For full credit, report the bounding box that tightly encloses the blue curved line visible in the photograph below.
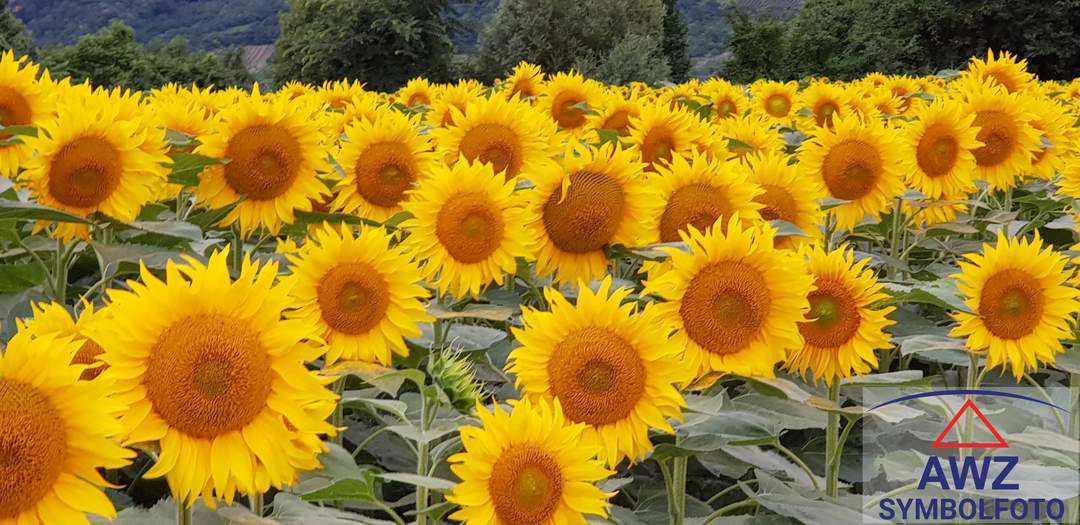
[869,389,1071,413]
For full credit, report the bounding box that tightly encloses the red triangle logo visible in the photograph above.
[932,399,1008,449]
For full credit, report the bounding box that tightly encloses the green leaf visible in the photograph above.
[386,421,461,445]
[271,494,391,525]
[731,393,827,430]
[1053,351,1080,374]
[187,199,242,229]
[90,242,186,277]
[168,153,224,186]
[0,199,91,224]
[427,302,514,321]
[881,283,970,312]
[727,137,755,151]
[322,361,426,395]
[769,219,808,238]
[340,393,409,421]
[128,220,204,242]
[300,478,376,503]
[595,128,621,146]
[839,370,926,387]
[0,263,46,293]
[375,472,456,492]
[165,128,195,148]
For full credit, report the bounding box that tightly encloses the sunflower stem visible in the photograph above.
[331,378,345,446]
[1067,372,1080,525]
[415,392,432,525]
[249,492,264,517]
[667,433,688,525]
[962,352,981,464]
[887,197,904,280]
[176,502,191,525]
[825,380,840,498]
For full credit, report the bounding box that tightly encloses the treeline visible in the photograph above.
[723,0,1080,82]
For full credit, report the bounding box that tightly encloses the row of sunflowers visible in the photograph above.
[0,48,1079,524]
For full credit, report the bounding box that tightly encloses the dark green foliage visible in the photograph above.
[476,0,670,84]
[661,0,691,83]
[10,0,284,49]
[271,0,455,92]
[1,0,33,55]
[41,21,252,90]
[724,0,1080,81]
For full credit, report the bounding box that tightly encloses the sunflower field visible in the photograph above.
[1,48,1079,525]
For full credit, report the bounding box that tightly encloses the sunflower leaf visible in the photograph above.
[168,153,225,186]
[0,199,92,224]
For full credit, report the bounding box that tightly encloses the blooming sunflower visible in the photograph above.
[507,277,686,467]
[524,143,656,284]
[16,301,111,381]
[94,249,338,506]
[899,99,981,200]
[950,232,1080,380]
[426,79,485,128]
[644,216,813,378]
[501,61,545,101]
[746,151,823,249]
[195,88,330,234]
[702,79,747,121]
[967,49,1035,94]
[798,81,855,129]
[399,77,434,107]
[586,90,643,138]
[799,114,904,230]
[446,398,613,525]
[717,114,785,163]
[647,151,762,243]
[1060,154,1080,200]
[319,79,367,110]
[0,52,54,179]
[958,78,1042,190]
[284,224,431,366]
[538,71,603,136]
[434,94,555,181]
[749,80,798,124]
[625,103,706,169]
[401,159,530,299]
[785,245,895,385]
[22,88,169,241]
[0,330,133,525]
[1025,95,1075,181]
[332,109,434,221]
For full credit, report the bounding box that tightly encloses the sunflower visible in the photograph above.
[285,224,431,366]
[746,151,823,249]
[951,232,1080,380]
[279,80,315,100]
[332,109,434,221]
[507,277,686,466]
[195,88,330,234]
[319,79,367,110]
[501,61,545,101]
[647,151,762,244]
[401,159,530,299]
[717,114,785,163]
[750,80,798,123]
[785,245,895,384]
[0,329,133,525]
[798,114,904,230]
[538,71,603,136]
[586,90,643,138]
[524,143,656,284]
[899,99,981,200]
[702,79,747,121]
[901,200,970,228]
[94,249,338,506]
[426,79,485,128]
[644,216,813,378]
[958,78,1042,190]
[16,301,111,381]
[22,88,169,241]
[434,94,555,181]
[883,75,923,115]
[322,92,384,142]
[398,77,434,108]
[1060,154,1080,200]
[967,49,1035,94]
[446,398,613,525]
[625,103,706,169]
[1025,95,1075,181]
[798,81,855,129]
[0,52,54,179]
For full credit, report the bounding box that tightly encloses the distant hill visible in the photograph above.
[11,0,802,75]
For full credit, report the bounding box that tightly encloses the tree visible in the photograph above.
[660,0,690,83]
[722,9,789,83]
[0,0,33,56]
[476,0,670,84]
[272,0,456,91]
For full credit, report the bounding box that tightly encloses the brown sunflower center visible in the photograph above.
[602,109,633,136]
[435,191,505,263]
[916,125,959,177]
[971,110,1018,168]
[458,123,522,179]
[224,124,303,200]
[680,262,771,355]
[756,184,799,223]
[489,445,563,525]
[659,183,730,242]
[511,81,535,99]
[144,314,272,438]
[799,280,860,348]
[0,86,32,141]
[317,262,391,336]
[407,93,431,107]
[552,91,587,129]
[988,70,1020,93]
[47,135,123,209]
[716,99,737,119]
[73,338,108,381]
[0,379,67,519]
[542,170,625,253]
[765,94,791,117]
[642,127,676,165]
[354,142,417,208]
[547,327,646,425]
[978,269,1045,340]
[821,139,882,200]
[814,101,839,127]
